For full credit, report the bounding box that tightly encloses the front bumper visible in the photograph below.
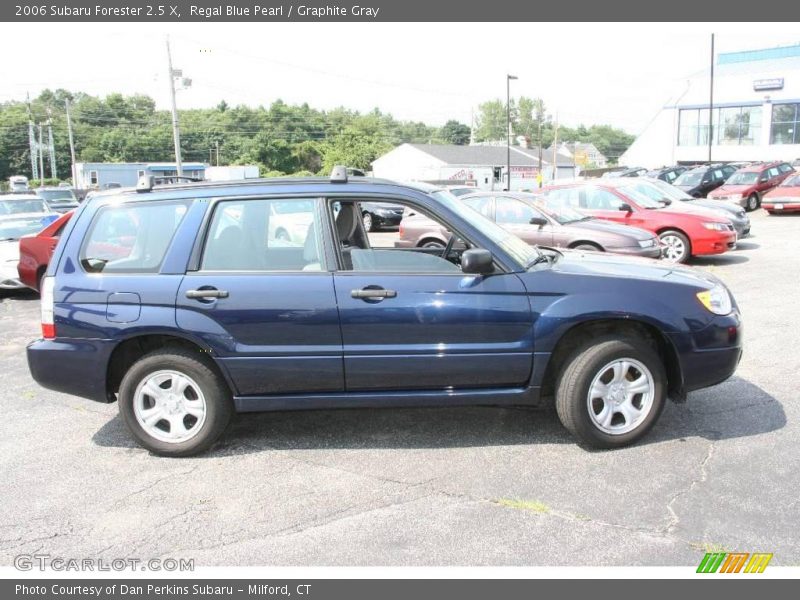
[608,245,663,259]
[692,230,738,256]
[671,311,743,393]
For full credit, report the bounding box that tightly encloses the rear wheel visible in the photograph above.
[419,239,445,249]
[555,336,667,449]
[572,243,603,252]
[118,349,233,457]
[658,230,691,263]
[746,193,759,212]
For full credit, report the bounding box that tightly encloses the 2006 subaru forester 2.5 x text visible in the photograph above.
[26,168,743,456]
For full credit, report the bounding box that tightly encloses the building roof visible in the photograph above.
[405,143,573,167]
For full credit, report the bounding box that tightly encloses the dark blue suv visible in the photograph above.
[27,169,743,456]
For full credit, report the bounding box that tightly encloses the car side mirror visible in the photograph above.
[618,203,633,213]
[461,249,494,275]
[529,216,548,227]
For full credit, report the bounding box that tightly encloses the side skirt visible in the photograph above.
[234,386,542,413]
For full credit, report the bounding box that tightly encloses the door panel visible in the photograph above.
[334,272,533,391]
[177,273,343,395]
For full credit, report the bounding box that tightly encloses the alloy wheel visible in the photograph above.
[133,370,207,444]
[586,358,655,435]
[660,234,687,263]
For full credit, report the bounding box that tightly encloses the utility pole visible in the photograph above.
[166,36,183,177]
[65,99,78,188]
[47,108,57,180]
[506,74,518,191]
[708,33,715,163]
[215,140,220,166]
[38,123,45,185]
[537,113,543,188]
[26,94,38,181]
[552,114,559,183]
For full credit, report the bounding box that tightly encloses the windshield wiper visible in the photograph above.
[526,252,553,268]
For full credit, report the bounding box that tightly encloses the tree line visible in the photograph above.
[0,90,633,183]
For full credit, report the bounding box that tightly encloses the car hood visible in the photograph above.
[711,185,751,195]
[688,199,745,216]
[542,248,721,290]
[658,202,731,221]
[567,218,653,241]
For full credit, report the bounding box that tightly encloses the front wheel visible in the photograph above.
[658,230,691,263]
[362,212,375,232]
[555,336,667,449]
[118,349,233,457]
[746,193,759,212]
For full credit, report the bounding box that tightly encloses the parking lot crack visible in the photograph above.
[662,439,716,535]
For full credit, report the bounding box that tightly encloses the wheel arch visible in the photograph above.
[567,240,603,251]
[538,318,684,403]
[105,333,235,402]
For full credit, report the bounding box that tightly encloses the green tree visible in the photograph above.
[438,120,471,145]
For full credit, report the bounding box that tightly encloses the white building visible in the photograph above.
[620,44,800,168]
[371,143,577,191]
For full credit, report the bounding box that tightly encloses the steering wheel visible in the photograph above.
[442,234,456,260]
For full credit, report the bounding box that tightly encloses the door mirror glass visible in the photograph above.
[529,216,548,226]
[618,203,633,212]
[461,249,494,275]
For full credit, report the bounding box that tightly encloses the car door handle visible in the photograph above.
[351,288,397,299]
[186,289,229,299]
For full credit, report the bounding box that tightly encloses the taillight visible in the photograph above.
[399,223,405,237]
[41,276,55,339]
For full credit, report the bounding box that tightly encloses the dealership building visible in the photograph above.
[620,44,800,167]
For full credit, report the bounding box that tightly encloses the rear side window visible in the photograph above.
[201,198,323,272]
[80,201,189,273]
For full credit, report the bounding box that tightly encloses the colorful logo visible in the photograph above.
[697,552,773,573]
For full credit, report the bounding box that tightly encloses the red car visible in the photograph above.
[708,161,795,211]
[542,180,737,263]
[17,211,73,291]
[762,172,800,214]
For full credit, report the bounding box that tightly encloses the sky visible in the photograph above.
[1,22,799,134]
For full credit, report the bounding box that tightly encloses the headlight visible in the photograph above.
[696,284,732,315]
[638,239,656,248]
[727,193,742,201]
[702,222,729,231]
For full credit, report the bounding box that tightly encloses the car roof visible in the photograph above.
[0,194,42,201]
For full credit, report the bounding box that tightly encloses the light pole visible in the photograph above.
[507,74,517,191]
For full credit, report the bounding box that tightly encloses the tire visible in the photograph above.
[571,243,602,252]
[658,230,691,264]
[362,212,375,232]
[419,239,445,249]
[118,348,233,457]
[275,229,291,242]
[555,336,667,449]
[745,194,759,212]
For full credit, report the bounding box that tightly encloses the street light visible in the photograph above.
[507,74,518,191]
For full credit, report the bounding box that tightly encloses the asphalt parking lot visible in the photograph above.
[1,210,798,567]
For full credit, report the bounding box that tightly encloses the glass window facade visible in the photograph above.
[678,106,762,146]
[770,103,799,145]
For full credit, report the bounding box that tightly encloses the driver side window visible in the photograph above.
[331,199,471,274]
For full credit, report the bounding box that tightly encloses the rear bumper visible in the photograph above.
[27,338,115,402]
[763,201,800,213]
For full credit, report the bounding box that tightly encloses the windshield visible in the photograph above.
[780,174,800,187]
[0,215,49,240]
[648,179,693,200]
[0,199,48,215]
[615,185,664,209]
[725,171,759,185]
[535,197,589,224]
[37,189,77,203]
[674,171,704,186]
[430,190,539,269]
